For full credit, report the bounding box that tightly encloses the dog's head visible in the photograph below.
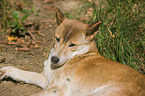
[50,7,101,68]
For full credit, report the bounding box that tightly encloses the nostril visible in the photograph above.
[51,56,59,64]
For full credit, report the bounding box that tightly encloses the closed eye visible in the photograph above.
[56,38,60,42]
[69,43,76,47]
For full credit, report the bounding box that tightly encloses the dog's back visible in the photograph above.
[54,52,145,96]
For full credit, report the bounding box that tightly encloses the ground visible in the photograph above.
[0,0,80,95]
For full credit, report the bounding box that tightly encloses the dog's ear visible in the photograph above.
[86,21,102,40]
[54,7,65,25]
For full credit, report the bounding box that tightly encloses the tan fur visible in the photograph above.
[0,8,145,96]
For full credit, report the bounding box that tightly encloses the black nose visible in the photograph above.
[51,56,59,64]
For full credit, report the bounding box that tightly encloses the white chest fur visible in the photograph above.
[43,59,84,96]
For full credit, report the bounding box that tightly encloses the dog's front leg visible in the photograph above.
[31,87,63,96]
[0,66,48,89]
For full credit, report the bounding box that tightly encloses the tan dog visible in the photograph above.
[0,8,145,96]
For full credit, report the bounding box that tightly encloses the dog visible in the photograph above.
[0,7,145,96]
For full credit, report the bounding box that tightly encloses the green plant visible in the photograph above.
[80,0,145,73]
[8,7,40,36]
[8,10,30,32]
[31,6,40,17]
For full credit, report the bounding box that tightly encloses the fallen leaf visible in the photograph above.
[7,36,17,41]
[5,41,16,45]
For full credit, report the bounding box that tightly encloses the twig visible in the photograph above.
[18,48,30,51]
[15,47,30,51]
[5,41,16,45]
[35,30,45,37]
[28,30,35,40]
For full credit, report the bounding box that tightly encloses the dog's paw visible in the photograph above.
[0,66,13,80]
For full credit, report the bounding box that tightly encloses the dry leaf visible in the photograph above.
[5,41,16,45]
[7,36,17,41]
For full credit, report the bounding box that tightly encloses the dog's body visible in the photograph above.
[0,8,145,96]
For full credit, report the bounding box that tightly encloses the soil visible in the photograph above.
[0,0,81,96]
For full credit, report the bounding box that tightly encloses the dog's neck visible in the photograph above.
[88,40,99,53]
[63,40,101,66]
[65,51,101,67]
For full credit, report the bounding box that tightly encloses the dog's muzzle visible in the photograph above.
[51,56,60,65]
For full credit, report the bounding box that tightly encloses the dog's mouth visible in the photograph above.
[51,63,64,70]
[51,63,64,66]
[50,56,66,69]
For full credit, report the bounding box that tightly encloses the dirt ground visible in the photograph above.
[0,0,81,96]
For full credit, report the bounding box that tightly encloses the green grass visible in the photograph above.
[0,0,14,35]
[0,0,8,35]
[78,0,145,73]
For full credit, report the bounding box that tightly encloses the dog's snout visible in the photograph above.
[51,56,59,64]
